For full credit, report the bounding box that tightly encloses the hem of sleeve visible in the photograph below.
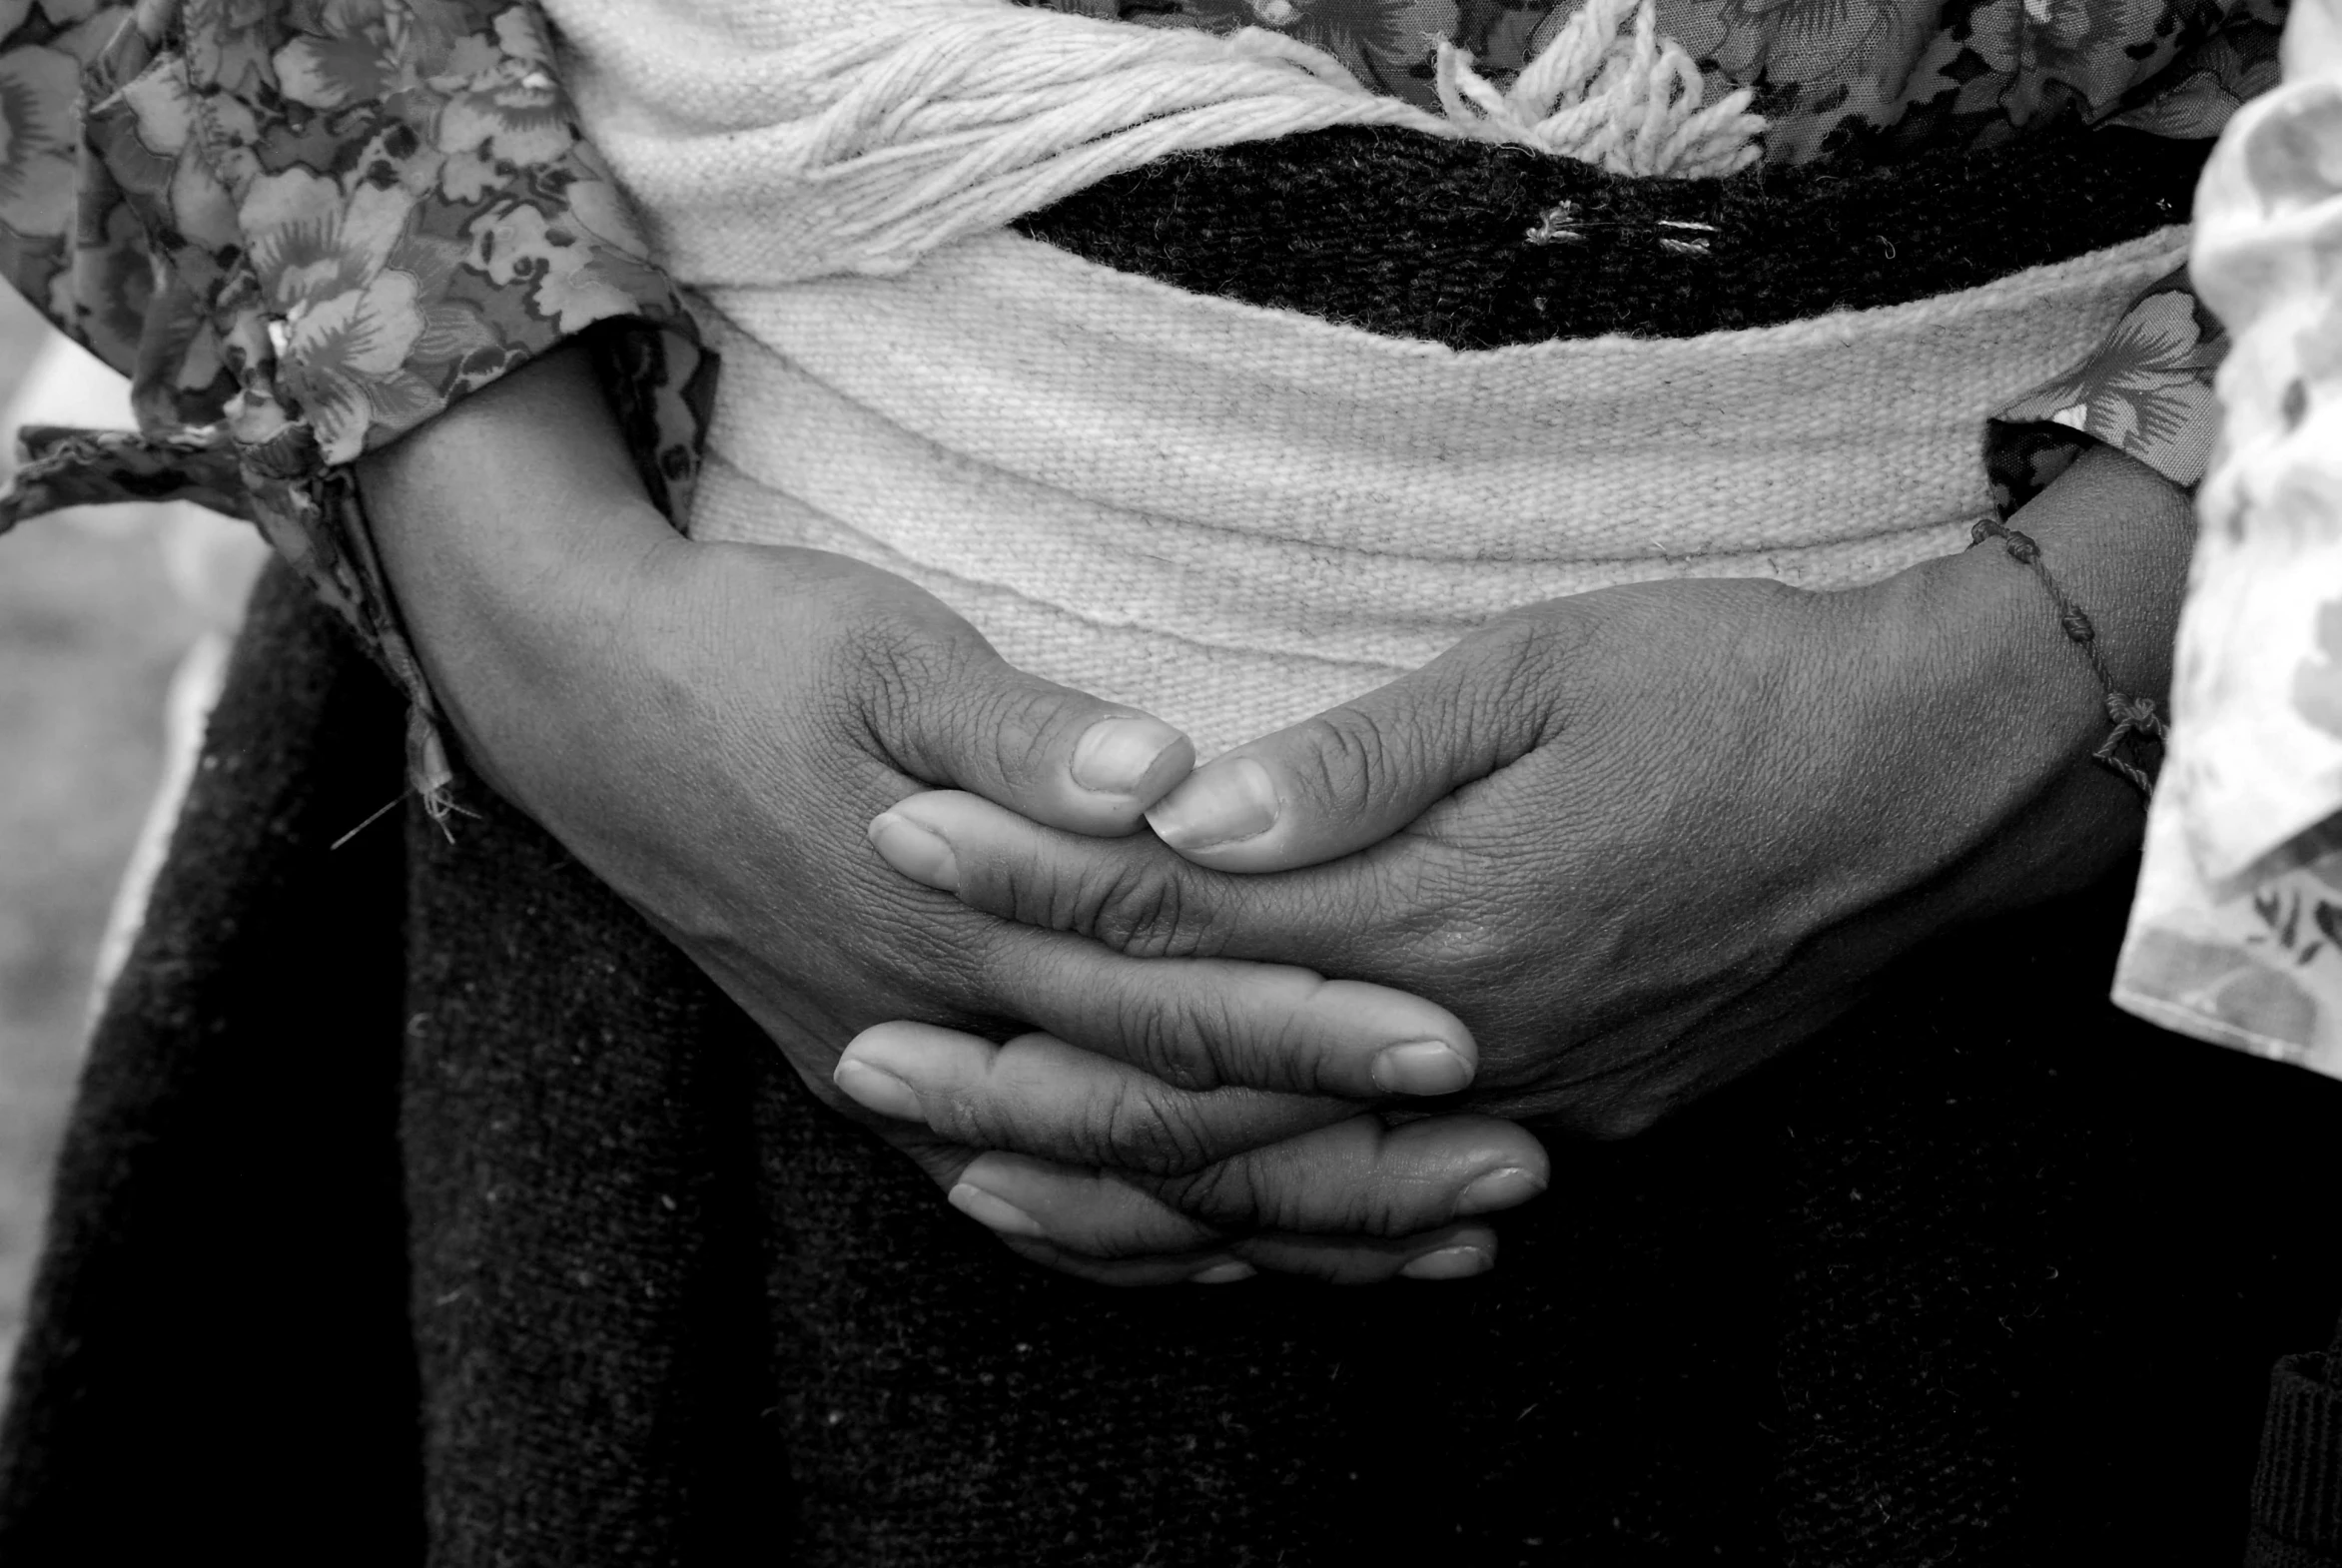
[332,315,716,825]
[2109,984,2326,1072]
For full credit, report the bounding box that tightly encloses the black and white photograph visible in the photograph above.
[2,0,2341,1561]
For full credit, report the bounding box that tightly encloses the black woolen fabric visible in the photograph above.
[1014,122,2206,347]
[1,125,2330,1566]
[400,747,786,1564]
[0,561,420,1563]
[7,580,2340,1565]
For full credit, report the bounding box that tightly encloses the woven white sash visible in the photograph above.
[685,226,2191,759]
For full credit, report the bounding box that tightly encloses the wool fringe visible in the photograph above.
[1432,0,1764,180]
[792,0,1763,268]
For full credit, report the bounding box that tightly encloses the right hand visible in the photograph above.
[356,344,1548,1285]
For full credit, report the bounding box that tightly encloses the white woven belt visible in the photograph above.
[685,226,2188,759]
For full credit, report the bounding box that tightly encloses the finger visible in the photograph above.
[1234,1226,1497,1283]
[1002,1222,1502,1285]
[840,1028,1547,1221]
[1147,1112,1547,1238]
[954,1152,1224,1255]
[1141,614,1582,870]
[880,1133,1254,1285]
[990,1237,1261,1288]
[959,1153,1508,1283]
[840,1024,1358,1174]
[853,608,1195,834]
[873,795,1460,1095]
[886,1131,1490,1287]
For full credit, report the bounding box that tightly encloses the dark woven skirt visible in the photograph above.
[5,125,2334,1568]
[2,557,2338,1568]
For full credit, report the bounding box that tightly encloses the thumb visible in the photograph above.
[872,621,1196,837]
[1146,618,1564,871]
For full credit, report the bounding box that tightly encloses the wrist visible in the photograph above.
[1841,442,2195,916]
[1979,442,2195,710]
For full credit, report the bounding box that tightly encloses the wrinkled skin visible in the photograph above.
[840,446,2193,1156]
[359,346,1551,1286]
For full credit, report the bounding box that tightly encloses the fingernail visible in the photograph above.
[1189,1260,1257,1285]
[869,812,959,892]
[1455,1166,1546,1216]
[1370,1040,1473,1096]
[950,1181,1048,1238]
[1401,1244,1492,1281]
[833,1058,924,1122]
[1148,757,1279,852]
[1072,716,1186,797]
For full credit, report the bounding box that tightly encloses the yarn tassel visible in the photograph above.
[562,0,1766,284]
[1434,0,1764,180]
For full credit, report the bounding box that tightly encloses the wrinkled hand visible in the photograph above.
[358,345,1548,1284]
[841,449,2190,1139]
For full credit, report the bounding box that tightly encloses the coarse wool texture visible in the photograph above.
[5,565,2342,1567]
[1014,121,2208,346]
[685,219,2185,759]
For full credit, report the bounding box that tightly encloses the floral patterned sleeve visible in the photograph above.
[2112,0,2342,1073]
[1981,4,2291,515]
[0,0,710,804]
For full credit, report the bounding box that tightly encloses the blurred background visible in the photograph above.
[0,287,267,1377]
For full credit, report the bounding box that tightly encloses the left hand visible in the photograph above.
[832,449,2189,1140]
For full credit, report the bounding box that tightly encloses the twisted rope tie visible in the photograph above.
[1969,514,2163,799]
[2095,692,2167,797]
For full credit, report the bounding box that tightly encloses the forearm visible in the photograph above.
[359,346,671,684]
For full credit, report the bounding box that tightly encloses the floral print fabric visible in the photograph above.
[1040,0,2286,163]
[0,0,710,800]
[0,0,2275,790]
[2115,0,2342,1076]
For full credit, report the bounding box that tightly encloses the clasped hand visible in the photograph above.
[837,577,1978,1261]
[838,448,2195,1241]
[368,347,2167,1291]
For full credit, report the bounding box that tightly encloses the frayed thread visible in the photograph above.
[1434,0,1764,180]
[638,0,1766,282]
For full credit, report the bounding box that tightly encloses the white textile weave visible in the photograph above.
[684,227,2191,760]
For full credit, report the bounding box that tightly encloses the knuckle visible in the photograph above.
[1099,1080,1218,1176]
[925,1084,1003,1149]
[1125,984,1243,1093]
[1302,707,1391,804]
[1357,846,1510,979]
[833,616,940,741]
[1149,1156,1256,1229]
[834,610,996,767]
[972,679,1076,792]
[1254,1142,1399,1235]
[1080,861,1219,960]
[1469,608,1587,747]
